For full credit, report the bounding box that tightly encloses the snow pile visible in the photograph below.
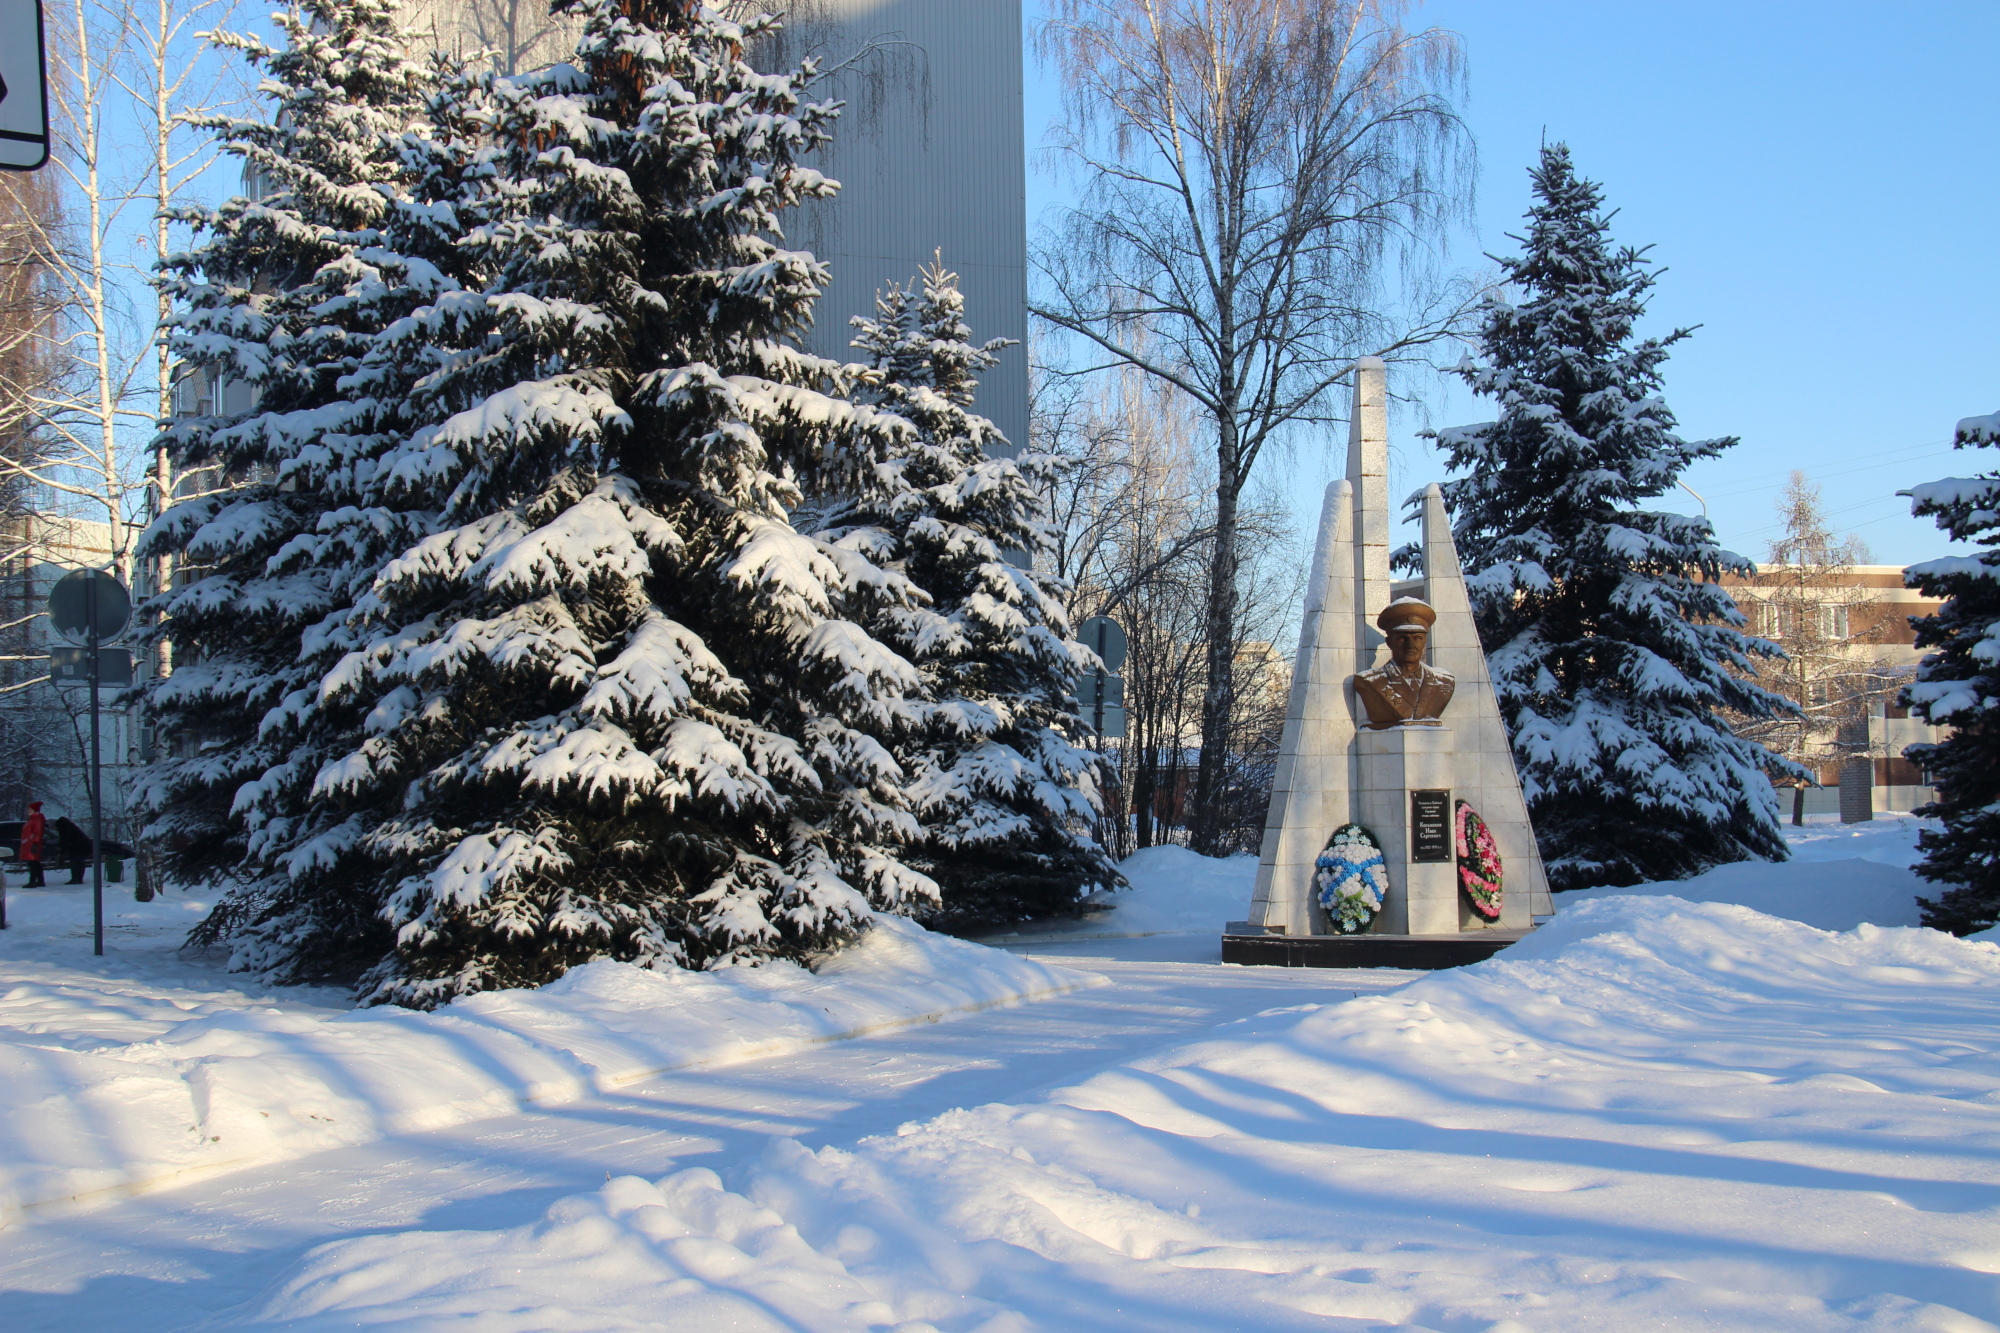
[0,915,1096,1223]
[249,1168,918,1333]
[1562,813,1930,930]
[247,897,2000,1331]
[975,844,1257,945]
[1092,844,1258,934]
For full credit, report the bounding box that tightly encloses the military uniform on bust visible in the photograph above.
[1351,597,1455,729]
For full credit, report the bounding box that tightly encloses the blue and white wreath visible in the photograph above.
[1313,823,1387,935]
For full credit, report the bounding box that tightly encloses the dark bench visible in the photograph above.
[0,817,137,883]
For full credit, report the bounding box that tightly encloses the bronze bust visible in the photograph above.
[1352,598,1455,729]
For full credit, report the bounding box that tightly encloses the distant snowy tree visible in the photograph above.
[140,0,440,943]
[827,262,1118,932]
[1902,413,2000,934]
[1425,144,1801,891]
[309,0,938,1006]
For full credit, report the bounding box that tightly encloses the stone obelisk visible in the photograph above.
[1347,355,1392,671]
[1247,480,1356,936]
[1415,483,1552,927]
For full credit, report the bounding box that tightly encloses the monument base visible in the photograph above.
[1356,722,1459,934]
[1219,925,1532,970]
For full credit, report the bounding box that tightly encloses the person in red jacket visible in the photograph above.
[20,801,45,887]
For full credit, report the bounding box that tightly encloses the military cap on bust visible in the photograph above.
[1376,597,1437,633]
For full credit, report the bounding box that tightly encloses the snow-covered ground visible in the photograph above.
[8,814,2000,1331]
[240,895,2000,1333]
[0,950,1395,1331]
[1561,812,1933,930]
[0,882,1095,1225]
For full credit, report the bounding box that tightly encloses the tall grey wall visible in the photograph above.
[764,1,1029,455]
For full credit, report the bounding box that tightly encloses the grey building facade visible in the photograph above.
[763,1,1030,454]
[401,0,1031,453]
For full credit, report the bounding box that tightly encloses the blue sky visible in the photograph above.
[1022,1,2000,569]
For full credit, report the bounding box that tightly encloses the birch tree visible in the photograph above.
[0,173,79,813]
[0,0,245,855]
[123,0,243,634]
[1735,472,1886,825]
[33,0,147,583]
[6,0,241,590]
[1034,0,1474,853]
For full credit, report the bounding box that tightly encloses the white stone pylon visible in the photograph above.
[1417,483,1555,926]
[1347,355,1392,668]
[1249,479,1356,935]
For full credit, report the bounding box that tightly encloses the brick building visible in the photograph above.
[1716,564,1943,815]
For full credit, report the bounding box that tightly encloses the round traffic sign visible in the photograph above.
[49,568,130,643]
[1079,614,1127,671]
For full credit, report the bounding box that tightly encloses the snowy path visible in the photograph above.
[0,945,1414,1332]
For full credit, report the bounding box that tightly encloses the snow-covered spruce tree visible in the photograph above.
[179,59,506,983]
[1901,412,2000,934]
[310,0,937,1006]
[1424,144,1801,891]
[826,262,1118,932]
[140,0,438,949]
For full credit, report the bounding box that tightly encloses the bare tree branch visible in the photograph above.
[1033,0,1474,849]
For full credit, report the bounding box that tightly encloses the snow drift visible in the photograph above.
[0,917,1097,1224]
[250,896,2000,1332]
[1560,812,1931,930]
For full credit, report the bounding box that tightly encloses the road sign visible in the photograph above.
[0,2,48,171]
[1079,615,1127,671]
[44,565,128,958]
[1073,674,1124,711]
[50,646,131,689]
[49,569,130,643]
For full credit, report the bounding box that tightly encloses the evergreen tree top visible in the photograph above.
[1434,142,1743,587]
[197,0,434,238]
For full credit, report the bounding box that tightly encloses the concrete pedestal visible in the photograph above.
[1220,927,1528,969]
[1356,724,1460,935]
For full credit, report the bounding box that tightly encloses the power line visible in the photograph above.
[1700,444,1958,501]
[1730,491,1917,544]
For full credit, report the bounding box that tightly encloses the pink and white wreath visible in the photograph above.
[1455,799,1503,921]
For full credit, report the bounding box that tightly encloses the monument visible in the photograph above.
[1223,357,1554,968]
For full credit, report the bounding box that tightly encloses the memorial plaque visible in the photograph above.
[1411,789,1452,862]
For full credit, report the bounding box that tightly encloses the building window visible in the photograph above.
[1876,757,1929,787]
